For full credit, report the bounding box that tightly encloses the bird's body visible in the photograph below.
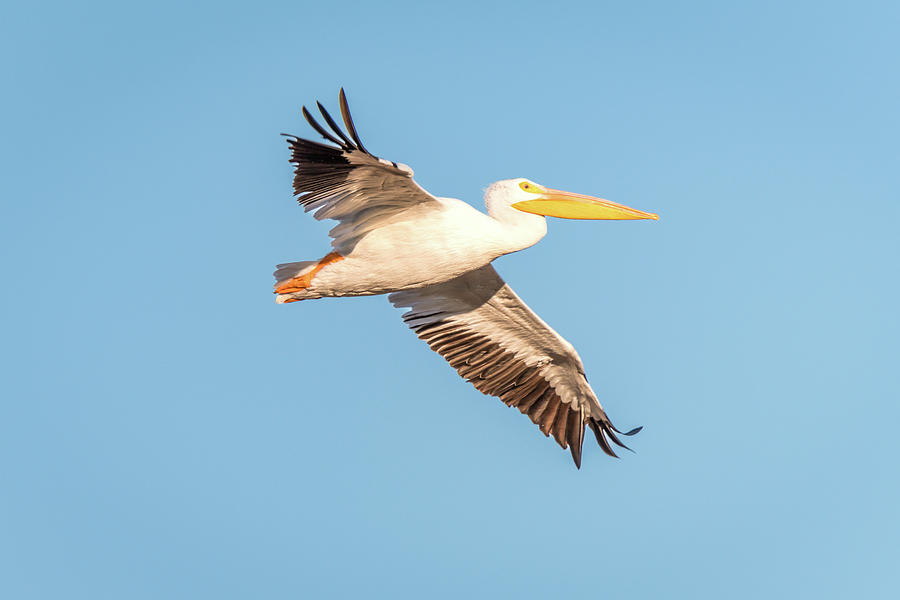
[276,192,546,300]
[274,90,658,467]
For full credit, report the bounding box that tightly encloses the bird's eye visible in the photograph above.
[519,181,537,193]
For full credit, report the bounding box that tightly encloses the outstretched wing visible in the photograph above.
[284,89,440,253]
[389,265,641,468]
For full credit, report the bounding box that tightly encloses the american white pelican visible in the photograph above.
[274,89,658,467]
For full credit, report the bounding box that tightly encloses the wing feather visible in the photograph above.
[301,106,347,148]
[339,88,370,154]
[315,100,356,149]
[390,264,640,468]
[284,88,439,253]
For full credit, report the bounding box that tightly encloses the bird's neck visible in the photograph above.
[486,202,548,257]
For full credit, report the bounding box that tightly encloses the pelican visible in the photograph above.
[274,89,658,467]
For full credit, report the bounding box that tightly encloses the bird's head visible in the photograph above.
[492,178,659,221]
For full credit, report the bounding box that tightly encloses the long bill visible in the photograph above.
[512,188,659,221]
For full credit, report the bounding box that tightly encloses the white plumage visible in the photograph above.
[273,89,657,467]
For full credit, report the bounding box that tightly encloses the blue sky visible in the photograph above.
[2,1,899,598]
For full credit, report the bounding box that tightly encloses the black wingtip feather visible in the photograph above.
[301,106,346,148]
[568,412,585,469]
[599,432,619,459]
[316,101,355,150]
[339,88,370,155]
[604,427,635,453]
[570,442,583,469]
[611,425,643,436]
[589,420,619,458]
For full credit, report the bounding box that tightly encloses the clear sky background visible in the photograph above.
[2,1,898,598]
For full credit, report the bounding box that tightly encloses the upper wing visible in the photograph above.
[389,265,640,468]
[284,89,440,253]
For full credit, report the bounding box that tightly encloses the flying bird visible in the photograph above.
[274,89,658,467]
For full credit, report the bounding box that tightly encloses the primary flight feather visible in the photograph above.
[274,89,658,467]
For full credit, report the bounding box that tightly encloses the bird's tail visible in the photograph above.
[274,261,318,286]
[273,260,320,303]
